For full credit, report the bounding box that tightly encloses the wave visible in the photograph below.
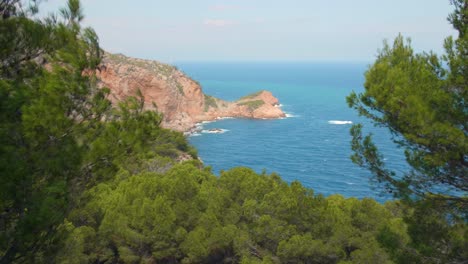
[189,133,202,137]
[202,129,229,134]
[216,116,234,120]
[285,112,299,118]
[328,120,353,125]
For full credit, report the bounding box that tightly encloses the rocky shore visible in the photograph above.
[96,53,286,132]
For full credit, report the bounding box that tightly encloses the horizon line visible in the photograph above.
[170,59,373,64]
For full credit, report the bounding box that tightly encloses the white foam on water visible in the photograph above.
[216,116,234,120]
[202,129,229,134]
[328,120,353,125]
[285,113,299,118]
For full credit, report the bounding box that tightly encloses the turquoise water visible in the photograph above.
[177,62,408,202]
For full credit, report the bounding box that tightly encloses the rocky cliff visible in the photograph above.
[96,53,285,131]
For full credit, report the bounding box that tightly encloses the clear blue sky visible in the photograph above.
[40,0,456,62]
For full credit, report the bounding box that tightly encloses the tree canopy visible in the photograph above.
[347,1,467,208]
[57,164,415,263]
[0,0,195,262]
[347,0,467,262]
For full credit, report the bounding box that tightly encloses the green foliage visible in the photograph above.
[238,100,265,111]
[2,1,464,263]
[240,90,265,100]
[0,1,195,262]
[347,5,467,204]
[347,1,467,262]
[0,1,105,261]
[176,82,185,95]
[277,234,343,263]
[204,94,218,111]
[58,164,410,263]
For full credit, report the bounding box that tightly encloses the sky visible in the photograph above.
[39,0,457,62]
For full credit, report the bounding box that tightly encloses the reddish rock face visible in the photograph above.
[97,53,285,131]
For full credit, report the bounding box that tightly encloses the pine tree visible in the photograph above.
[347,0,467,210]
[347,1,467,262]
[0,0,107,262]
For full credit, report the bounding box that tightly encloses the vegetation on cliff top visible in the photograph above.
[240,90,266,100]
[204,94,218,111]
[106,52,176,77]
[106,52,189,97]
[0,0,466,263]
[237,100,265,111]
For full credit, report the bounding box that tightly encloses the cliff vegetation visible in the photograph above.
[238,100,265,111]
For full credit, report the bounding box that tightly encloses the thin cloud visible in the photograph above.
[203,19,236,27]
[253,18,266,24]
[209,5,241,11]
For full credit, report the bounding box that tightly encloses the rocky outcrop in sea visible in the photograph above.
[96,53,285,131]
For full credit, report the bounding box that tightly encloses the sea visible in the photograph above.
[176,62,409,202]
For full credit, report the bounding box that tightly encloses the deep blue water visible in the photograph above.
[176,62,408,202]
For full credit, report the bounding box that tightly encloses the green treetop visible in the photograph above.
[347,0,467,208]
[347,1,467,262]
[0,1,195,262]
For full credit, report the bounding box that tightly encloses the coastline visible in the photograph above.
[97,53,286,133]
